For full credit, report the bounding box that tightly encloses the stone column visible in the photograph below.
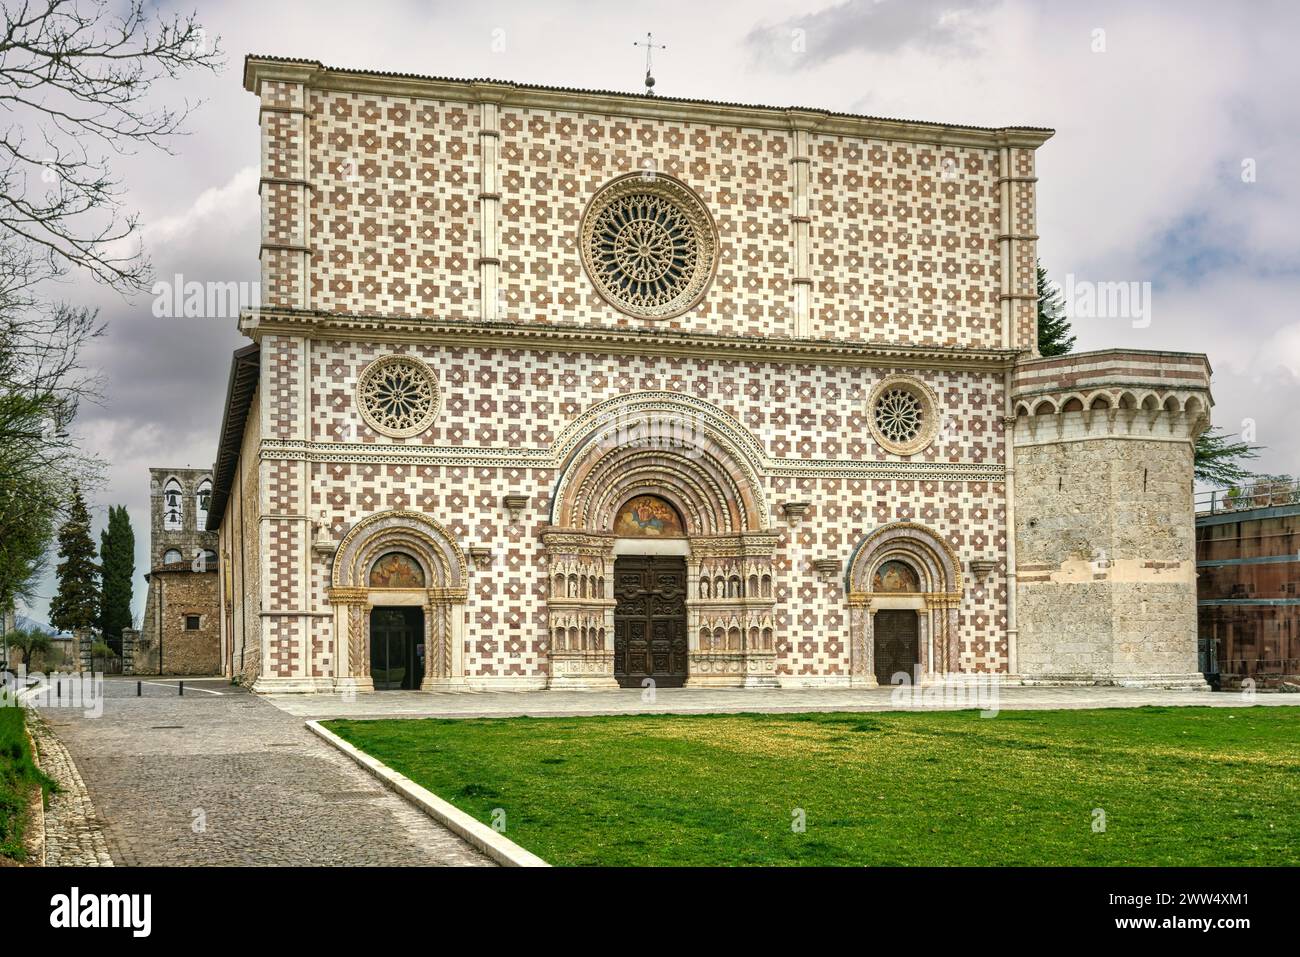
[422,588,469,691]
[330,588,372,694]
[477,91,505,321]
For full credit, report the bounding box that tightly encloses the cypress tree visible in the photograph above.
[1036,261,1076,357]
[98,504,135,653]
[48,484,101,636]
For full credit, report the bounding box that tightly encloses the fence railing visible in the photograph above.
[1196,478,1300,515]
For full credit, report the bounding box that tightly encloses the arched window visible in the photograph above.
[163,549,183,565]
[196,479,212,529]
[163,478,183,530]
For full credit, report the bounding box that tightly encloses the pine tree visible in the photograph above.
[98,504,135,653]
[1036,261,1076,357]
[1194,428,1261,488]
[48,484,100,635]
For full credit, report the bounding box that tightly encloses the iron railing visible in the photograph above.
[1196,477,1300,515]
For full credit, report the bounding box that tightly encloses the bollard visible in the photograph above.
[56,680,61,699]
[137,681,142,697]
[179,681,184,697]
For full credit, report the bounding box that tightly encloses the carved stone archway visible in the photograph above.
[329,510,468,692]
[543,395,778,689]
[845,522,963,686]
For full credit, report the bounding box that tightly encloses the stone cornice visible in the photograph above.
[258,438,1006,483]
[240,308,1021,373]
[243,56,1054,151]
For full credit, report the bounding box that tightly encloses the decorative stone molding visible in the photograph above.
[242,308,1022,374]
[781,501,812,523]
[468,546,493,570]
[969,559,997,582]
[812,558,842,579]
[502,494,530,522]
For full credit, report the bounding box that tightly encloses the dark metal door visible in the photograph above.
[873,610,919,685]
[370,607,425,690]
[613,556,688,688]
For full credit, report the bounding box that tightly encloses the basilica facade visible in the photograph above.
[208,55,1213,693]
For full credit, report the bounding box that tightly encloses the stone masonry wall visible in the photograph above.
[135,570,220,675]
[1015,435,1200,681]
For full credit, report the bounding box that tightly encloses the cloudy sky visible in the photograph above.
[19,0,1300,624]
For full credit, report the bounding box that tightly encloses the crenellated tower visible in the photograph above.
[1010,351,1213,687]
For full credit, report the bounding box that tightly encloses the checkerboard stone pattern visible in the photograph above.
[288,346,1011,681]
[237,67,1058,690]
[259,80,1039,347]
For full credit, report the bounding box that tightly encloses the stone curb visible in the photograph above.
[306,720,549,867]
[23,724,46,866]
[24,710,113,866]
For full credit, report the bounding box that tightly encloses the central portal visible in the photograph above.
[613,555,688,688]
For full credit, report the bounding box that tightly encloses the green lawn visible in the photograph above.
[0,702,54,862]
[325,707,1300,866]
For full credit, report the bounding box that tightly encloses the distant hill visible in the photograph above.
[14,615,60,636]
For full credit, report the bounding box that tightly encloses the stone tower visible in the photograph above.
[138,468,220,674]
[1009,351,1213,687]
[146,467,217,568]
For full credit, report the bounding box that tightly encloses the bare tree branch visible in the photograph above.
[0,0,223,291]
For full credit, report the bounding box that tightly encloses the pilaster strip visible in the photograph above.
[479,101,501,321]
[789,125,813,337]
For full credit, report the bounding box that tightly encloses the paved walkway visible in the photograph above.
[36,678,491,867]
[28,712,113,866]
[263,682,1300,721]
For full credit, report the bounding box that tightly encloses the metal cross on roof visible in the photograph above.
[633,32,666,96]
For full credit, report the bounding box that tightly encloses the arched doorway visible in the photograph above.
[846,523,963,686]
[543,394,778,689]
[611,495,689,688]
[328,510,468,694]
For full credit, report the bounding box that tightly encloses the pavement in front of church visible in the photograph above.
[34,677,493,867]
[262,682,1300,721]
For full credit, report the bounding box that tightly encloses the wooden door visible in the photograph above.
[873,609,919,684]
[613,556,688,688]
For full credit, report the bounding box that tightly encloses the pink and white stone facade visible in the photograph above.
[209,56,1212,693]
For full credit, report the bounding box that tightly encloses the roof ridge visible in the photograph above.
[243,54,1054,137]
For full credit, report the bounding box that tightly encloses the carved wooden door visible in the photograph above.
[613,556,688,688]
[873,609,919,685]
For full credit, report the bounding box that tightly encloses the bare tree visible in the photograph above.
[0,0,222,610]
[0,0,224,291]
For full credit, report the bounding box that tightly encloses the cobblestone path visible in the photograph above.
[29,711,113,866]
[37,678,491,867]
